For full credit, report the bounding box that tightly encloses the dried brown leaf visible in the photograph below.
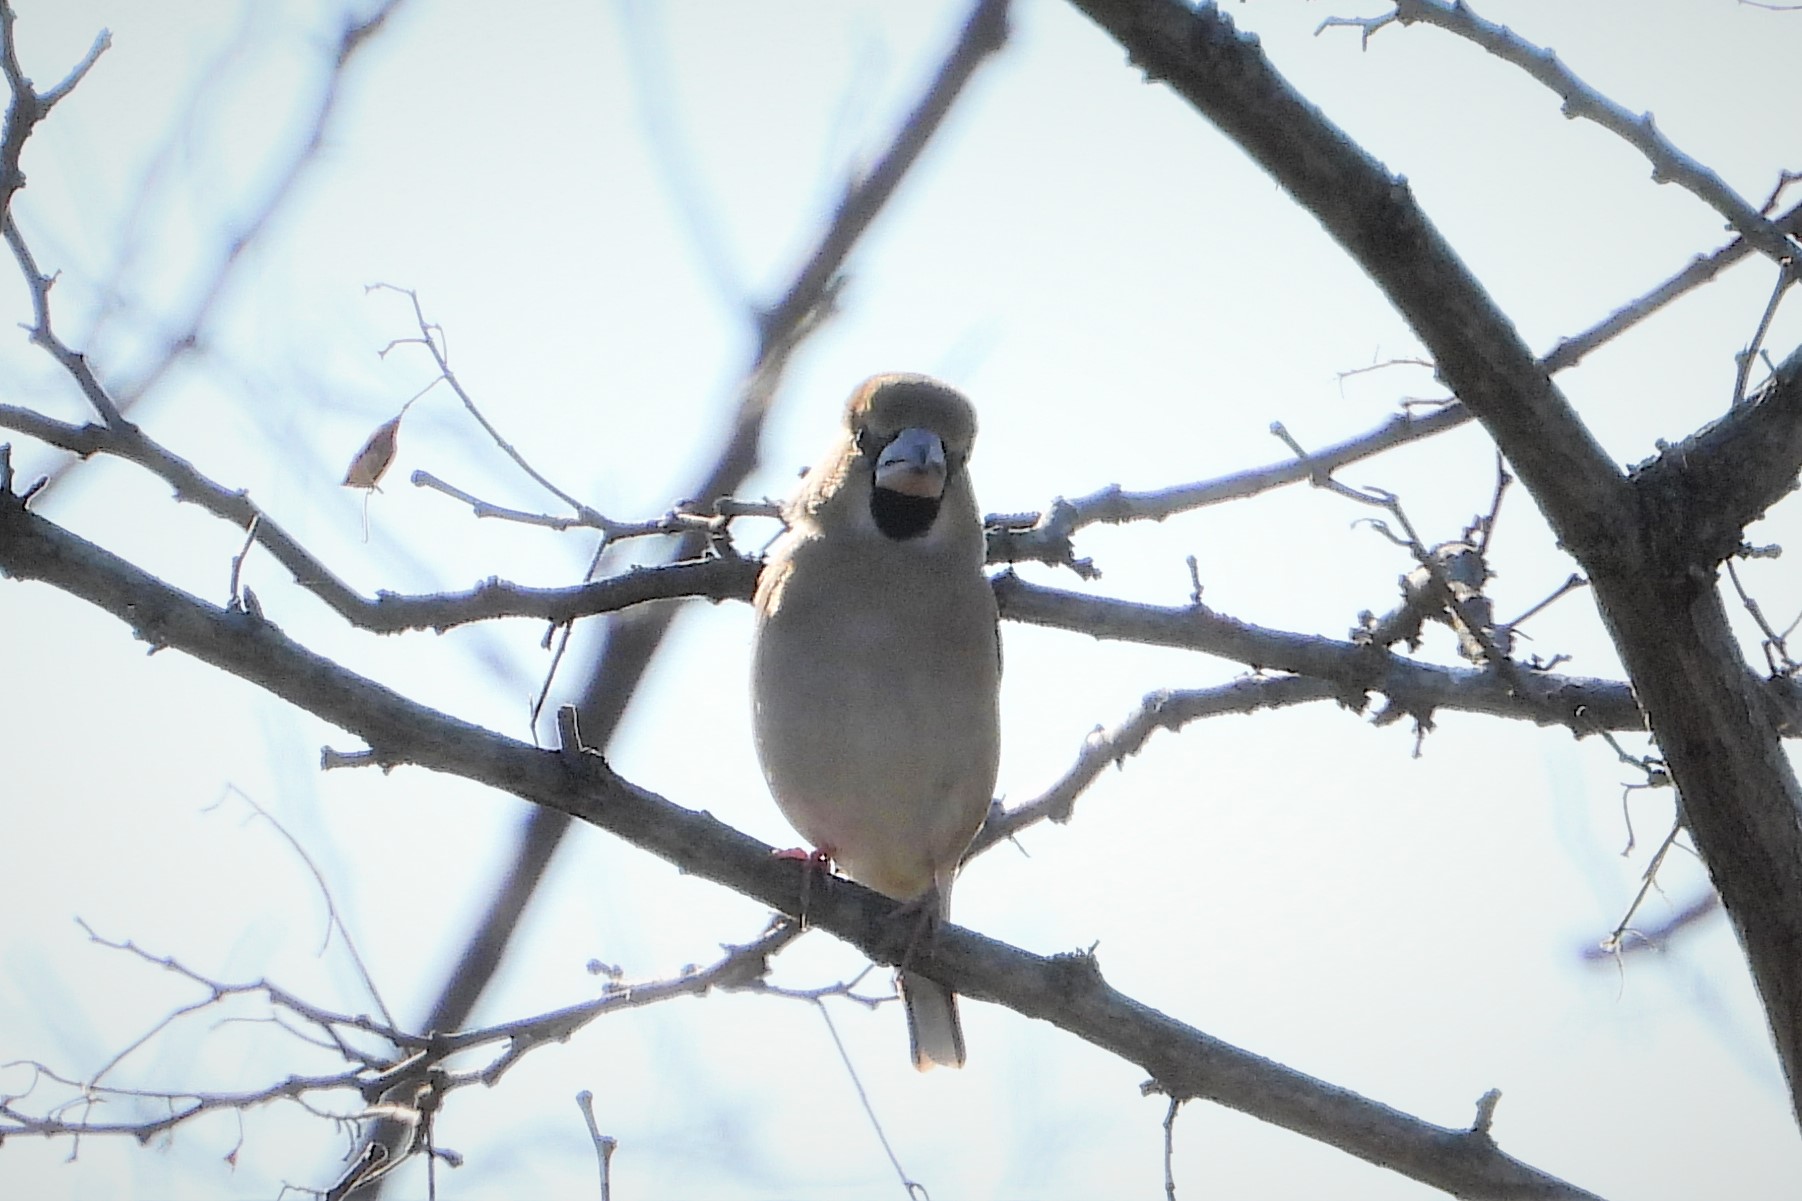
[342,416,402,490]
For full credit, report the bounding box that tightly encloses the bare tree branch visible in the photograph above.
[968,675,1340,856]
[11,0,408,512]
[1068,0,1802,1123]
[990,193,1802,573]
[1,915,802,1181]
[1324,0,1802,282]
[992,572,1677,734]
[1073,1,1631,553]
[1544,198,1802,370]
[1640,343,1802,565]
[367,284,596,519]
[0,494,1604,1200]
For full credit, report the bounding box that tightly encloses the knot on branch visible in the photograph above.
[1623,347,1802,575]
[1047,945,1106,995]
[1354,541,1510,662]
[986,497,1098,578]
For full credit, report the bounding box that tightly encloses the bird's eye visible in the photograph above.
[854,426,890,458]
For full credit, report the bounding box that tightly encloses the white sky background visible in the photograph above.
[2,0,1800,1197]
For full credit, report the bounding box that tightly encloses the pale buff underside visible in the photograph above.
[752,526,999,905]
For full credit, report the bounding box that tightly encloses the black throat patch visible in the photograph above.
[871,486,940,540]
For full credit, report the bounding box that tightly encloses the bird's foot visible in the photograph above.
[773,846,835,928]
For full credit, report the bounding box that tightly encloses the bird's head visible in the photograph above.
[843,374,979,541]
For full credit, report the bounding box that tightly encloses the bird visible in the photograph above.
[751,373,1001,1070]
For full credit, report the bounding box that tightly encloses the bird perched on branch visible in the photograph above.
[751,373,1001,1070]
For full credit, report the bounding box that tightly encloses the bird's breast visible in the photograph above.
[751,548,999,900]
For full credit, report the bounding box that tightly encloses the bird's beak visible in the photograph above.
[874,428,948,499]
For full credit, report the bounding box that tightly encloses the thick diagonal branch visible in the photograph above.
[1066,0,1802,1121]
[0,497,1603,1200]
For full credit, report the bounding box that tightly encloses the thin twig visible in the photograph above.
[813,1000,922,1199]
[575,1091,617,1201]
[968,675,1337,857]
[1726,557,1800,676]
[369,284,594,518]
[1601,817,1691,956]
[1337,0,1801,280]
[1545,198,1802,371]
[1163,1093,1185,1201]
[209,784,397,1029]
[1732,270,1795,404]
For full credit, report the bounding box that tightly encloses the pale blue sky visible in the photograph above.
[3,2,1799,1197]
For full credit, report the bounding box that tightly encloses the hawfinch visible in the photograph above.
[752,374,1002,1069]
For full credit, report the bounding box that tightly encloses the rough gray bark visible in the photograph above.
[1066,0,1802,1121]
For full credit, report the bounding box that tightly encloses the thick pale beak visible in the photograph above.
[874,428,948,498]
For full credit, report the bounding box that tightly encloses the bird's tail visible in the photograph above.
[901,971,965,1070]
